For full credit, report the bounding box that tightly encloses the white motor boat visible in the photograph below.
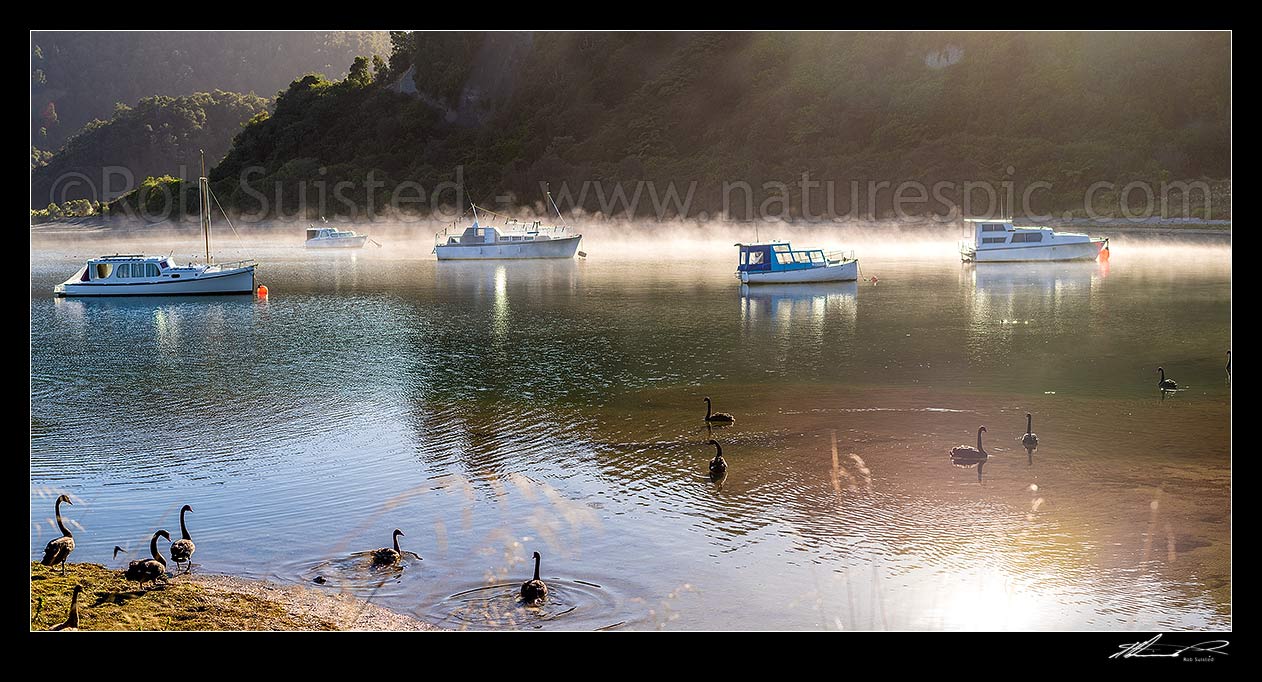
[53,254,255,297]
[305,224,369,249]
[434,190,582,260]
[53,152,256,297]
[736,242,859,284]
[959,219,1108,262]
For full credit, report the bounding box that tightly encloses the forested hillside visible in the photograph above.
[32,90,269,208]
[30,31,388,148]
[72,31,1231,221]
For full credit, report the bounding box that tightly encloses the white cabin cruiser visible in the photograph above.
[53,254,255,297]
[434,191,582,260]
[53,152,256,297]
[305,224,368,249]
[960,219,1108,262]
[736,242,859,284]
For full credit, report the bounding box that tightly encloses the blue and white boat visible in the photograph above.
[736,242,859,284]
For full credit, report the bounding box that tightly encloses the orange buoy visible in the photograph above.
[1098,246,1110,262]
[257,284,269,299]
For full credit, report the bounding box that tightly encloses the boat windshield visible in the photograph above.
[738,243,830,271]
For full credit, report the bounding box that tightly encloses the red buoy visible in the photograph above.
[257,284,269,299]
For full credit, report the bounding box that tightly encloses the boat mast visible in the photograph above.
[545,183,567,228]
[200,149,212,265]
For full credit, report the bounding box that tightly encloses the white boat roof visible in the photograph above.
[93,254,166,261]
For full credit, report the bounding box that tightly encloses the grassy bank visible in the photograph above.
[31,562,436,631]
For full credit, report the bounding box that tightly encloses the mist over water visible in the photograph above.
[30,225,1230,630]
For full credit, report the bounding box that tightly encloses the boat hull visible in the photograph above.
[54,267,256,297]
[305,236,368,248]
[967,240,1106,263]
[435,235,582,260]
[740,260,859,284]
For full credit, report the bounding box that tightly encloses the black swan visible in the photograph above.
[49,584,82,631]
[950,426,989,482]
[124,530,170,589]
[1158,367,1178,391]
[1022,413,1039,464]
[703,397,735,424]
[169,505,196,574]
[520,551,548,606]
[707,439,728,480]
[40,494,75,575]
[371,529,405,566]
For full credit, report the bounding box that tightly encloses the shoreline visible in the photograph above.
[31,562,440,631]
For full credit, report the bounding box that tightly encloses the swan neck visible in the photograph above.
[393,534,401,554]
[179,508,191,541]
[1026,414,1032,433]
[977,429,985,451]
[55,498,71,538]
[151,534,167,565]
[533,554,541,581]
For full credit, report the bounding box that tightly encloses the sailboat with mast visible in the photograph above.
[54,151,257,297]
[433,186,583,260]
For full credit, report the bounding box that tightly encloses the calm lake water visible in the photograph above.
[30,229,1231,630]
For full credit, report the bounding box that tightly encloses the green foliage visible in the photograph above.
[103,175,200,221]
[31,146,53,170]
[412,32,485,105]
[387,31,415,79]
[30,31,389,148]
[347,56,373,88]
[31,198,100,221]
[31,90,268,208]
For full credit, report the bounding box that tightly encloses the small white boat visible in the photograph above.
[305,223,368,249]
[736,242,859,284]
[54,152,256,297]
[434,190,582,261]
[960,219,1108,262]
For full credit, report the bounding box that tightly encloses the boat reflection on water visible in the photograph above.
[962,261,1108,361]
[739,282,858,329]
[964,260,1105,293]
[433,259,578,299]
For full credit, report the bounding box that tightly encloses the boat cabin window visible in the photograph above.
[95,263,112,279]
[981,223,1006,232]
[792,252,811,264]
[772,245,790,253]
[776,252,793,265]
[747,251,765,266]
[1011,233,1043,243]
[982,237,1007,244]
[810,251,825,264]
